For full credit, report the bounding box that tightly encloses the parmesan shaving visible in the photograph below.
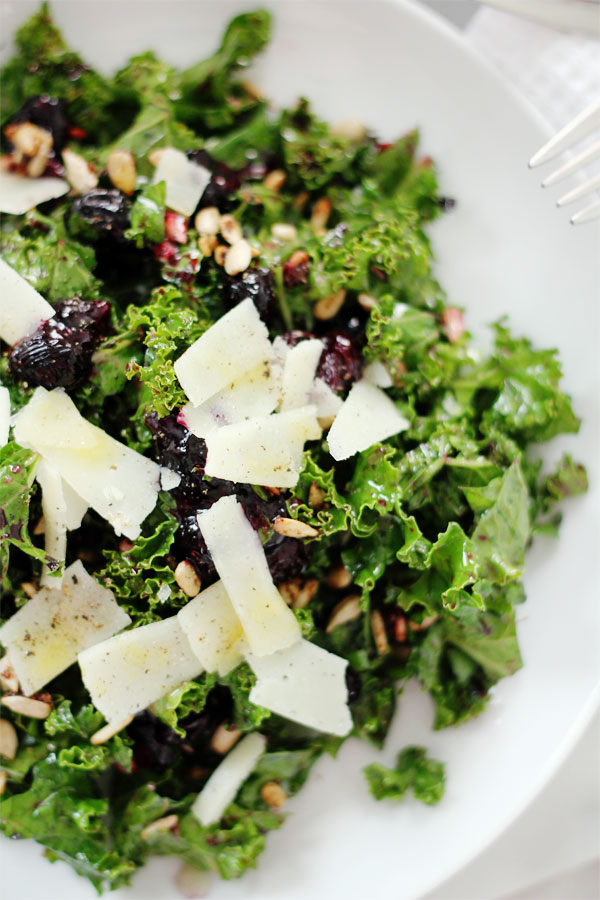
[327,380,409,461]
[192,733,266,826]
[0,258,54,346]
[151,148,211,216]
[178,580,246,676]
[0,170,69,216]
[78,615,202,724]
[197,496,300,656]
[0,561,131,695]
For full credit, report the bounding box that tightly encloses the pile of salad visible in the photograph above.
[0,5,588,894]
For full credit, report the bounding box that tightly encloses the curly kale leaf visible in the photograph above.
[98,498,188,624]
[178,10,272,131]
[0,759,136,891]
[124,285,211,418]
[0,218,100,303]
[117,786,281,880]
[0,3,116,141]
[364,745,445,805]
[126,180,166,246]
[150,675,217,736]
[0,442,54,579]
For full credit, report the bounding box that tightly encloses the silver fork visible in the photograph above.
[529,98,600,224]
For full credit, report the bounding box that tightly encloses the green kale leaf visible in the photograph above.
[0,442,54,579]
[364,745,445,805]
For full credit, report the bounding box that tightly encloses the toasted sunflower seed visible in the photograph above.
[357,293,377,311]
[63,148,99,195]
[211,723,242,755]
[261,781,287,808]
[0,656,19,693]
[278,580,301,606]
[198,233,218,256]
[326,595,361,633]
[0,771,6,796]
[326,564,352,590]
[371,610,390,655]
[174,560,201,598]
[273,517,319,539]
[195,206,221,235]
[314,289,347,321]
[308,481,326,509]
[271,222,297,243]
[140,814,179,841]
[293,579,319,610]
[0,719,18,760]
[1,695,51,719]
[224,239,252,276]
[263,169,286,191]
[219,214,243,245]
[310,197,332,233]
[106,149,137,195]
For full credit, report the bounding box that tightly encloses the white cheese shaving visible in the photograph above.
[78,615,202,724]
[0,386,10,446]
[174,299,272,408]
[61,480,88,530]
[204,405,321,488]
[280,339,323,411]
[0,561,131,695]
[327,380,409,461]
[0,258,54,346]
[13,387,161,539]
[160,466,181,492]
[309,377,343,423]
[151,148,211,216]
[181,358,282,438]
[198,496,300,657]
[363,360,393,389]
[36,461,67,589]
[246,639,352,737]
[178,580,246,676]
[0,170,69,216]
[192,732,266,826]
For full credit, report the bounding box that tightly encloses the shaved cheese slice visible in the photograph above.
[280,339,323,411]
[36,461,67,588]
[363,360,393,389]
[0,170,69,216]
[204,406,321,488]
[175,299,272,408]
[198,496,300,656]
[0,386,9,446]
[192,732,266,826]
[182,358,282,438]
[178,580,246,676]
[327,380,409,461]
[247,639,352,736]
[14,388,161,539]
[152,148,211,216]
[78,615,202,724]
[0,258,54,345]
[160,466,181,492]
[309,377,343,423]
[0,560,131,695]
[62,480,88,530]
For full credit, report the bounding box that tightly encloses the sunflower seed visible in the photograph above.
[174,560,201,598]
[1,695,51,719]
[0,719,18,760]
[261,781,287,808]
[90,714,134,746]
[210,723,242,755]
[314,289,347,320]
[371,610,389,655]
[106,149,137,195]
[140,814,179,840]
[326,595,361,633]
[273,517,319,539]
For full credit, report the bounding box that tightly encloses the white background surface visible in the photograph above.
[0,2,598,899]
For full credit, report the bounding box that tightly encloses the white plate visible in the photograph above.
[1,2,599,899]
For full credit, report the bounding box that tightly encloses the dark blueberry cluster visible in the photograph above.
[281,329,362,395]
[147,413,309,585]
[70,188,131,241]
[9,297,110,389]
[11,95,69,153]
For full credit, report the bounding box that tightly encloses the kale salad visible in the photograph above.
[0,5,588,894]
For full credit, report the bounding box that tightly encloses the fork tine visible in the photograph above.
[570,200,600,226]
[542,139,600,187]
[556,173,600,207]
[529,98,600,168]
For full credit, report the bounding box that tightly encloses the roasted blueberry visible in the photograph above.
[227,268,277,324]
[128,711,181,771]
[70,188,131,242]
[317,331,362,394]
[9,298,110,389]
[11,95,69,153]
